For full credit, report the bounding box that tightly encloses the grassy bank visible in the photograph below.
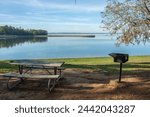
[0,56,150,76]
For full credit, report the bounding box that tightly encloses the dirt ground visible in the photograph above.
[0,68,150,100]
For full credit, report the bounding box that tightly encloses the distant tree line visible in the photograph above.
[0,25,48,35]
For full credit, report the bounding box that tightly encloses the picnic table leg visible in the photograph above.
[48,79,56,93]
[42,66,52,75]
[59,69,62,76]
[24,67,33,74]
[54,67,57,75]
[7,77,23,90]
[54,67,62,81]
[18,65,23,74]
[18,65,24,82]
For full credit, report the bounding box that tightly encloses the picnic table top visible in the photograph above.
[9,60,64,67]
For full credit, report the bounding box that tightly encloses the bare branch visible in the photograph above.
[101,0,150,45]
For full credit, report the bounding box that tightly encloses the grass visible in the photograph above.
[0,56,150,100]
[0,56,150,76]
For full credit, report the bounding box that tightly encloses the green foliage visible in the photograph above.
[0,25,48,35]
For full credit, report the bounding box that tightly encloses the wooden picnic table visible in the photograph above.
[10,60,65,75]
[1,60,65,92]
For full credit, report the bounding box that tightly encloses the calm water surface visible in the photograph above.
[0,34,150,60]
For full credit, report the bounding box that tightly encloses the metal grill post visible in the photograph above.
[119,62,122,82]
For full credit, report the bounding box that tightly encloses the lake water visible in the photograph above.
[0,34,150,60]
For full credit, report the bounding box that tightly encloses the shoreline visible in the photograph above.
[47,34,95,38]
[0,34,95,39]
[0,55,150,61]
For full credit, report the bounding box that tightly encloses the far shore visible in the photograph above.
[0,34,95,39]
[47,34,95,37]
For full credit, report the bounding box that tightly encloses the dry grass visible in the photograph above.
[0,68,149,100]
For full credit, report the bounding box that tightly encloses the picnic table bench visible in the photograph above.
[0,60,65,93]
[0,73,60,92]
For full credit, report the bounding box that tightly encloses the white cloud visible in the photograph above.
[0,0,104,12]
[0,13,16,19]
[0,0,104,32]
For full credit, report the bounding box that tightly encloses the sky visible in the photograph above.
[0,0,107,33]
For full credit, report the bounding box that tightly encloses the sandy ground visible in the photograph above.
[0,68,150,100]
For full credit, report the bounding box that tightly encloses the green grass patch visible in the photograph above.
[0,61,17,73]
[0,56,150,75]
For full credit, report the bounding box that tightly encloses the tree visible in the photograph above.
[0,25,48,35]
[101,0,150,45]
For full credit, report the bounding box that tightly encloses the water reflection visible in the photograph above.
[0,34,150,60]
[0,36,48,48]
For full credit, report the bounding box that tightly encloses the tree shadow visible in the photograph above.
[0,61,150,99]
[64,62,150,78]
[98,79,150,99]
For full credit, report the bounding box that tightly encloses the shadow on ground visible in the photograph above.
[0,62,150,100]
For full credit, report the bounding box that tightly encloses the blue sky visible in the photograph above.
[0,0,107,33]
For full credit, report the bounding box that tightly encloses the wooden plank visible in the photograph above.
[25,66,65,70]
[2,73,59,79]
[0,74,5,76]
[10,61,64,67]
